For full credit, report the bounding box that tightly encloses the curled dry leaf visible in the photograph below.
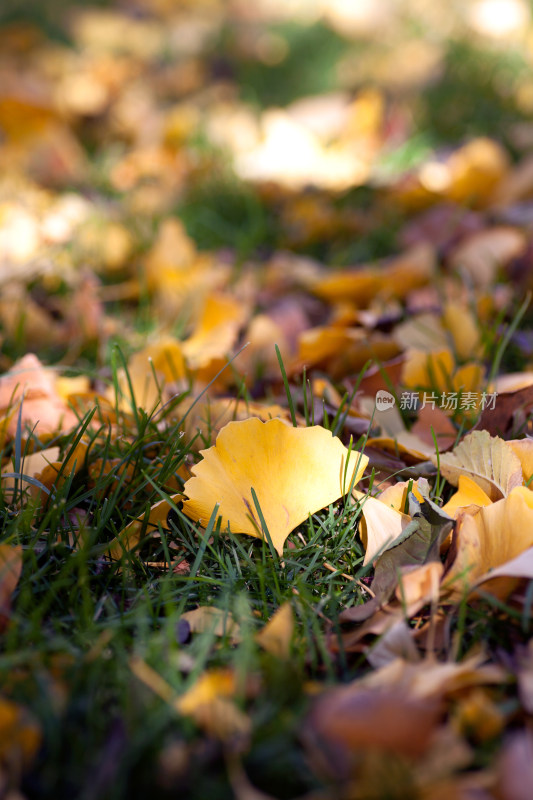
[433,430,523,500]
[182,418,368,555]
[443,486,533,599]
[360,495,412,566]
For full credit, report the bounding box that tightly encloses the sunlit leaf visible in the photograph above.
[434,430,523,500]
[182,418,368,555]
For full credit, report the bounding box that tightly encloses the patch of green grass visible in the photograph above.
[177,174,278,261]
[0,364,372,798]
[224,21,353,109]
[418,39,528,149]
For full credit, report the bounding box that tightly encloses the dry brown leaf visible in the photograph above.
[478,383,533,437]
[306,682,441,761]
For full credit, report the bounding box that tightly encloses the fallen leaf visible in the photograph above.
[507,438,533,484]
[0,353,79,438]
[179,606,241,643]
[448,226,526,286]
[0,696,41,766]
[1,446,60,501]
[452,687,504,743]
[478,383,533,437]
[367,619,421,668]
[442,475,493,517]
[255,602,294,658]
[352,494,452,619]
[395,560,444,610]
[443,487,533,599]
[495,731,533,800]
[434,430,523,500]
[175,668,250,741]
[360,495,412,566]
[442,303,483,361]
[410,404,457,451]
[306,682,441,763]
[182,418,368,555]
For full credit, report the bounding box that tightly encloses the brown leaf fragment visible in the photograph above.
[477,383,533,437]
[495,731,533,800]
[306,683,441,764]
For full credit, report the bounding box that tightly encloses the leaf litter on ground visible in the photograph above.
[3,1,533,797]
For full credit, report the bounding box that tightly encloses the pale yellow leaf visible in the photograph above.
[180,607,241,643]
[360,496,412,566]
[433,430,523,500]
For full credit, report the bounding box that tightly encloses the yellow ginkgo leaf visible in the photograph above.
[402,348,455,390]
[442,303,483,362]
[360,496,412,566]
[175,668,250,740]
[442,475,493,518]
[255,602,294,659]
[182,292,248,372]
[125,336,187,411]
[443,486,533,599]
[182,418,368,555]
[507,438,533,485]
[434,430,522,501]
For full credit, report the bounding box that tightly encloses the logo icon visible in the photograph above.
[375,390,396,411]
